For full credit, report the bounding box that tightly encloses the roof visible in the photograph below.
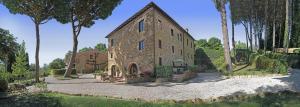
[105,2,195,40]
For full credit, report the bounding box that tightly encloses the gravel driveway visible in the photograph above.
[44,69,300,101]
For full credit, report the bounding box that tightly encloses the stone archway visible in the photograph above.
[128,63,138,78]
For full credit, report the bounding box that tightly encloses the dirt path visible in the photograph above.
[43,69,300,101]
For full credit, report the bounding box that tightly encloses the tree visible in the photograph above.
[284,0,292,53]
[53,0,122,77]
[1,0,59,82]
[49,58,65,69]
[95,43,107,52]
[79,47,93,52]
[0,28,18,73]
[208,37,222,50]
[195,39,208,49]
[235,41,247,49]
[12,41,29,76]
[213,0,233,72]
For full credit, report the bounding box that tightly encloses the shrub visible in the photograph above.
[294,49,300,54]
[255,55,288,74]
[181,71,197,82]
[155,66,172,78]
[249,53,260,65]
[0,79,8,92]
[51,68,76,75]
[0,71,12,82]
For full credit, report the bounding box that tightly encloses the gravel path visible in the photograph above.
[44,69,300,101]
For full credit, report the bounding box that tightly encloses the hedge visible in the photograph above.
[51,68,76,75]
[256,55,288,74]
[155,66,173,78]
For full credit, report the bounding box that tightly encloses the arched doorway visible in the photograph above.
[128,63,138,78]
[111,65,119,77]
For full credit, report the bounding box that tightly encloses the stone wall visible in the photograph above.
[107,7,155,77]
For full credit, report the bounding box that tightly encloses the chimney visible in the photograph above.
[186,28,189,33]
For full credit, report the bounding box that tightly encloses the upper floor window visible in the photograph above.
[158,40,162,49]
[191,42,193,48]
[158,19,162,30]
[111,39,114,47]
[187,39,189,46]
[138,40,144,50]
[159,57,162,66]
[90,55,93,59]
[110,53,113,58]
[177,34,179,41]
[172,46,174,53]
[139,19,144,32]
[171,29,174,36]
[180,34,182,41]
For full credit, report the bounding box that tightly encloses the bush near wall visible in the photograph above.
[51,68,76,75]
[154,66,173,78]
[265,53,300,69]
[255,55,288,74]
[195,48,225,71]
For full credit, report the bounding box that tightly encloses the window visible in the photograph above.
[158,40,162,48]
[172,46,174,53]
[180,34,182,41]
[139,40,144,50]
[172,61,175,66]
[191,42,193,48]
[159,57,162,66]
[158,19,162,30]
[139,19,144,32]
[181,49,183,56]
[177,34,179,41]
[90,55,93,59]
[110,53,113,58]
[187,39,189,45]
[111,39,114,47]
[171,29,174,36]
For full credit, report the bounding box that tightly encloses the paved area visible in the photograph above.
[44,69,300,101]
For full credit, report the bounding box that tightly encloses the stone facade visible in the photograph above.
[106,2,195,78]
[66,50,108,74]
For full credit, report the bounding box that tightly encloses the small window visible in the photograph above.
[181,50,183,55]
[187,39,189,46]
[172,46,174,53]
[111,53,113,58]
[158,19,162,30]
[172,61,175,66]
[191,42,193,48]
[158,40,162,49]
[139,19,144,32]
[159,57,162,66]
[90,55,93,59]
[177,34,179,41]
[180,34,182,41]
[111,39,114,47]
[139,40,144,50]
[171,29,174,36]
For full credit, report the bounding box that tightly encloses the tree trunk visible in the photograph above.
[264,0,269,53]
[284,0,290,53]
[35,22,40,83]
[232,21,236,61]
[249,21,253,52]
[272,21,276,52]
[220,1,233,72]
[64,18,79,77]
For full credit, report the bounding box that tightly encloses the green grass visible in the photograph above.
[2,91,300,107]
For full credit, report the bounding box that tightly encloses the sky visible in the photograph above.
[0,0,246,66]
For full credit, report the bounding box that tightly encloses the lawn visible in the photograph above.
[2,91,300,107]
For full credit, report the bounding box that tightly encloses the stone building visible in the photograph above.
[106,2,195,78]
[65,50,108,74]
